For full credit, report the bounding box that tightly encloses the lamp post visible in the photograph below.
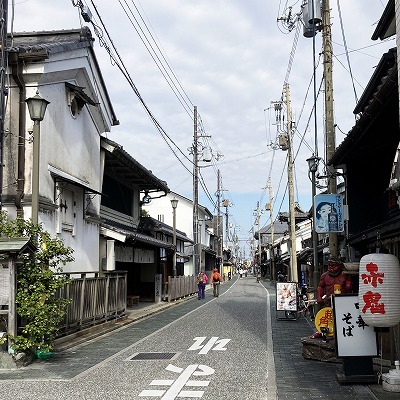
[171,198,178,277]
[307,155,320,290]
[25,91,50,225]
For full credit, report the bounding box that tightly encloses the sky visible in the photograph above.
[7,0,393,257]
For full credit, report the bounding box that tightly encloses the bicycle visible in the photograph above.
[284,286,317,321]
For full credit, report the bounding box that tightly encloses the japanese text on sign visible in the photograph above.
[361,262,385,315]
[333,294,377,357]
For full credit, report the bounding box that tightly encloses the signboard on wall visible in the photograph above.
[0,264,9,305]
[314,194,344,233]
[333,294,378,357]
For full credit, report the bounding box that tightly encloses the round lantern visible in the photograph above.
[358,253,400,327]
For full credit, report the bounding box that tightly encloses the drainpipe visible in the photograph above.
[10,52,26,218]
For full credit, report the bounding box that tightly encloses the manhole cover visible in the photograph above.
[125,352,179,361]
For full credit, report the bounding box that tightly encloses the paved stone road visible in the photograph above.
[0,277,398,400]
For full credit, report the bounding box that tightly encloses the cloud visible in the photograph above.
[10,0,390,244]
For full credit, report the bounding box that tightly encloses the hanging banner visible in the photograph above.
[314,194,344,233]
[134,249,155,263]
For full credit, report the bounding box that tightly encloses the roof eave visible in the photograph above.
[371,0,395,40]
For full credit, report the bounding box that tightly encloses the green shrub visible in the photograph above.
[0,212,74,353]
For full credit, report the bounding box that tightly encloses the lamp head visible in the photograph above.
[140,191,151,206]
[307,155,320,173]
[25,91,50,122]
[170,198,178,209]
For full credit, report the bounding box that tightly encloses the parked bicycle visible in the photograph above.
[284,285,317,321]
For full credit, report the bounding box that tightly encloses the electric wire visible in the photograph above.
[83,1,193,175]
[135,0,194,113]
[336,0,358,105]
[88,0,221,216]
[117,0,193,117]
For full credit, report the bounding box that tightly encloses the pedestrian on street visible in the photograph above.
[277,271,286,282]
[197,270,208,299]
[211,268,222,297]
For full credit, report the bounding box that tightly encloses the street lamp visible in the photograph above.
[307,155,320,290]
[25,91,50,225]
[171,198,178,277]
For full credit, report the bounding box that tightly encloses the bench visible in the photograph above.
[127,295,140,307]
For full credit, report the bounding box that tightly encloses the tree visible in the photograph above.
[0,212,74,353]
[140,208,150,217]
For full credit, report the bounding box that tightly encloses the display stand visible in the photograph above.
[332,294,378,384]
[276,282,298,321]
[336,356,375,384]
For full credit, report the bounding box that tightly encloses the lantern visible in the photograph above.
[358,253,400,327]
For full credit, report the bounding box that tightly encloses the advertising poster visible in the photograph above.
[276,282,297,311]
[313,194,344,233]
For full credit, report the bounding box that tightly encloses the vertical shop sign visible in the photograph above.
[155,274,162,303]
[333,294,377,357]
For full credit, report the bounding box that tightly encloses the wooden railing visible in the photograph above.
[56,272,197,337]
[56,271,127,337]
[166,275,198,302]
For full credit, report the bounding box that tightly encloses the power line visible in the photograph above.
[86,0,221,212]
[76,1,194,174]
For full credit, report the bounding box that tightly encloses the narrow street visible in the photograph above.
[0,277,393,399]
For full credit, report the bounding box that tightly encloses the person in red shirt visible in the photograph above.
[197,271,208,299]
[211,268,222,297]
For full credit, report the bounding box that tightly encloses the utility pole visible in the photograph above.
[322,0,338,259]
[192,106,199,276]
[0,0,8,210]
[233,227,238,262]
[267,179,276,280]
[191,106,212,275]
[311,163,319,290]
[223,199,230,249]
[217,170,223,268]
[284,83,298,282]
[250,232,255,267]
[256,201,262,271]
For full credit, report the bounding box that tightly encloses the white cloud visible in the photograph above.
[9,0,390,249]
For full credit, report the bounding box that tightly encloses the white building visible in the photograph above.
[3,28,118,274]
[142,191,217,276]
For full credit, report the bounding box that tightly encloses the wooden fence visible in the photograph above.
[56,272,196,337]
[57,271,127,337]
[166,275,198,302]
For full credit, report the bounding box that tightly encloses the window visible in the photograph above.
[65,82,97,118]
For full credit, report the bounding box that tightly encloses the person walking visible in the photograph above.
[211,268,222,297]
[197,270,208,299]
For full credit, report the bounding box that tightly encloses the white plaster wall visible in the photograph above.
[143,192,194,240]
[397,0,400,124]
[4,44,113,274]
[143,191,212,276]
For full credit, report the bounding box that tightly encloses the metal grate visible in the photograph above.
[126,352,179,361]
